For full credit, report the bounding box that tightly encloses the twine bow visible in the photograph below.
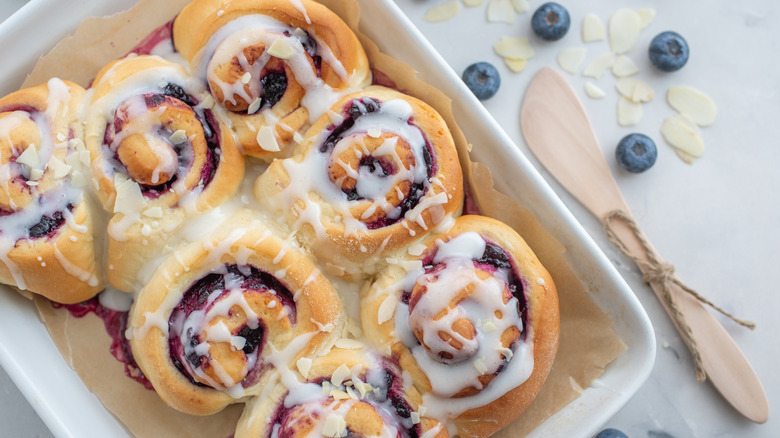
[603,209,755,382]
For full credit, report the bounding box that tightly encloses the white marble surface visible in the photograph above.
[0,0,777,437]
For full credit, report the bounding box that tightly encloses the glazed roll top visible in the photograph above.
[361,215,560,437]
[85,55,245,292]
[235,348,448,438]
[0,79,103,303]
[255,86,463,279]
[129,210,342,415]
[173,0,371,159]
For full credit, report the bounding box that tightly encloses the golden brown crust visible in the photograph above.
[129,210,343,415]
[255,86,464,279]
[361,215,560,437]
[0,80,103,304]
[173,0,372,159]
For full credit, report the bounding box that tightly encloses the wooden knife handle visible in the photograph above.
[605,209,769,424]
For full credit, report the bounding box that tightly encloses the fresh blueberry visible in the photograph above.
[462,62,500,100]
[595,428,629,438]
[531,2,571,41]
[615,133,657,173]
[648,31,690,72]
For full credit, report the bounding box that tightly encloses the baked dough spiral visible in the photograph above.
[173,0,372,159]
[0,79,103,303]
[85,55,245,292]
[129,210,342,415]
[235,348,448,438]
[361,215,560,437]
[255,86,463,278]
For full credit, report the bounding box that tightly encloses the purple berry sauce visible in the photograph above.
[52,297,153,390]
[168,265,296,387]
[319,97,438,230]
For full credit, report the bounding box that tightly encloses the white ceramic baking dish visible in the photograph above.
[0,0,656,437]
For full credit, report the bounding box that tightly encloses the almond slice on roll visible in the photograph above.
[361,215,560,437]
[128,209,342,415]
[0,79,103,303]
[235,348,448,438]
[254,86,463,279]
[174,0,372,159]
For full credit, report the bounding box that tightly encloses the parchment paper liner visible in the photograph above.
[23,0,627,436]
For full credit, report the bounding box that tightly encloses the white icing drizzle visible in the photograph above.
[269,98,444,252]
[387,232,534,422]
[191,14,352,125]
[0,78,96,289]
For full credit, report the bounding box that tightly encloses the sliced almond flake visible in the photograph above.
[411,412,422,424]
[334,338,364,350]
[26,181,39,186]
[616,77,650,102]
[143,206,163,218]
[48,156,72,179]
[407,242,427,256]
[482,319,497,332]
[296,357,312,379]
[114,179,147,215]
[473,358,488,374]
[55,133,67,142]
[345,386,358,400]
[322,414,347,437]
[511,0,529,13]
[17,144,40,168]
[462,0,484,7]
[557,47,587,74]
[330,389,350,400]
[170,129,188,145]
[504,57,528,73]
[584,82,606,99]
[661,115,705,158]
[582,13,606,42]
[321,381,332,396]
[487,0,514,24]
[617,96,643,126]
[257,126,280,152]
[667,86,718,126]
[675,148,697,164]
[29,168,44,181]
[79,150,91,167]
[424,1,460,23]
[401,259,423,271]
[240,72,252,84]
[494,36,534,60]
[582,53,615,79]
[499,347,514,360]
[377,295,397,325]
[609,9,642,54]
[367,127,382,138]
[331,363,351,387]
[247,98,262,115]
[638,8,656,29]
[199,94,216,110]
[267,38,295,59]
[611,55,639,77]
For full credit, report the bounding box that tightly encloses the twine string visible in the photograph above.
[603,209,755,382]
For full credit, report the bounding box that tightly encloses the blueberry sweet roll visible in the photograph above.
[84,55,244,292]
[129,211,342,415]
[235,348,448,438]
[255,87,463,278]
[361,215,559,437]
[0,79,103,303]
[173,0,371,159]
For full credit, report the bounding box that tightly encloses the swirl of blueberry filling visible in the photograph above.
[272,362,423,438]
[103,83,220,200]
[319,97,437,230]
[400,237,528,396]
[168,264,297,390]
